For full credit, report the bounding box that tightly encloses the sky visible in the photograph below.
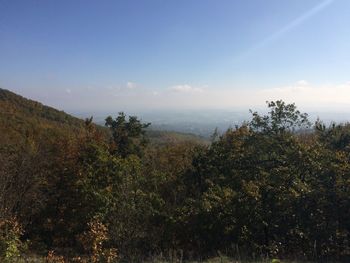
[1,0,350,113]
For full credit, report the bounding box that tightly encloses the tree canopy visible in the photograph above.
[0,93,350,262]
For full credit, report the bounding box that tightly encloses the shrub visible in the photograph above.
[79,218,118,263]
[0,217,26,262]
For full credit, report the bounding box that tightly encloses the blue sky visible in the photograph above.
[1,0,350,111]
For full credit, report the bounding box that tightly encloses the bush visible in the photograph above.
[0,217,26,262]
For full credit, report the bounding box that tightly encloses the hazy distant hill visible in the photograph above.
[146,129,209,145]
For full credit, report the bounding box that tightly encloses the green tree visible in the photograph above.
[105,112,150,158]
[249,100,310,134]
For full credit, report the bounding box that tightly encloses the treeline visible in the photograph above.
[1,100,350,262]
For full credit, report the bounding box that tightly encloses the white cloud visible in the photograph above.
[259,81,350,108]
[56,80,350,112]
[127,81,137,89]
[169,84,204,93]
[296,80,309,86]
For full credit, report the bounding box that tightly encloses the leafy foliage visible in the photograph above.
[105,112,150,157]
[0,218,26,262]
[0,91,350,262]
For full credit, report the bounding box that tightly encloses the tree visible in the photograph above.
[182,101,316,258]
[249,100,310,135]
[105,113,150,158]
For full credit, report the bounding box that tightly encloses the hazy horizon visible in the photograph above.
[5,86,350,137]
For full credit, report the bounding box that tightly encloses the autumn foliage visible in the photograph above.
[1,89,350,261]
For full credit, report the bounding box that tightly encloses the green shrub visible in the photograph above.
[0,218,26,262]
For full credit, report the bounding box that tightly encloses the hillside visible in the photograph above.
[0,88,207,146]
[0,88,87,146]
[0,89,83,126]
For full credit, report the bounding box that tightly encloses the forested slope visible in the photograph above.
[0,88,204,146]
[0,90,350,262]
[0,88,85,145]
